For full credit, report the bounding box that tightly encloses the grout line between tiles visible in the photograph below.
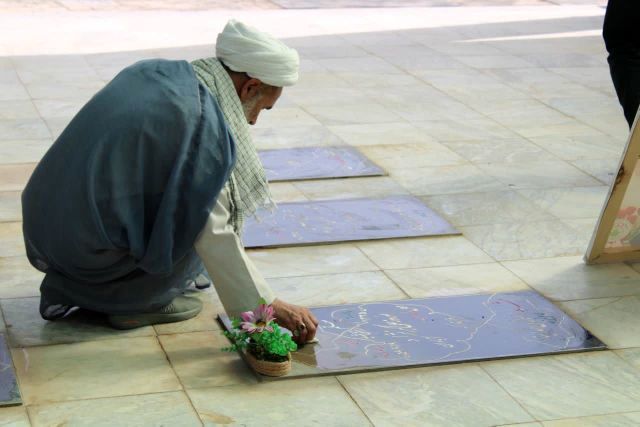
[155,335,205,427]
[335,376,376,427]
[477,363,538,423]
[378,268,411,299]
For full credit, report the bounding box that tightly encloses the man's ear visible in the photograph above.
[239,78,263,102]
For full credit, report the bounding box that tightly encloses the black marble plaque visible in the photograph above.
[219,291,605,380]
[259,146,386,182]
[242,195,459,248]
[0,334,21,406]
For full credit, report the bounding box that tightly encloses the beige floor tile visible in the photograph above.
[516,118,612,139]
[539,412,640,427]
[1,297,154,347]
[528,134,623,161]
[153,288,223,335]
[268,182,308,202]
[340,364,534,427]
[570,158,620,185]
[316,56,402,74]
[293,176,408,200]
[518,186,608,220]
[482,352,640,420]
[0,191,21,222]
[418,67,524,92]
[477,161,601,189]
[543,96,622,119]
[453,54,535,69]
[17,67,102,86]
[269,271,407,306]
[484,68,598,99]
[251,125,343,149]
[356,236,492,270]
[566,217,598,243]
[461,221,585,261]
[27,391,201,427]
[12,336,181,405]
[384,53,468,73]
[364,43,435,60]
[358,143,465,169]
[253,107,322,129]
[0,82,31,102]
[327,122,437,147]
[392,164,507,196]
[293,72,350,90]
[287,87,372,107]
[412,118,519,142]
[437,82,528,103]
[335,72,422,88]
[248,244,378,278]
[0,140,51,165]
[188,377,371,426]
[558,296,640,349]
[0,222,24,257]
[33,98,85,120]
[502,256,640,301]
[547,66,612,93]
[443,138,556,164]
[0,100,40,120]
[0,164,37,192]
[387,262,530,298]
[0,120,50,142]
[472,99,570,129]
[159,331,256,389]
[0,256,43,299]
[0,406,30,426]
[304,103,402,126]
[374,91,482,123]
[497,423,543,427]
[423,191,555,226]
[616,347,640,370]
[23,81,104,101]
[577,114,630,141]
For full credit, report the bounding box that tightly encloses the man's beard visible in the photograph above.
[241,93,260,123]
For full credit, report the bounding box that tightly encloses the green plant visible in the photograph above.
[222,302,297,362]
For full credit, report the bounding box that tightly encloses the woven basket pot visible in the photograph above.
[245,351,291,377]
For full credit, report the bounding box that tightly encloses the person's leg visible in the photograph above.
[608,50,640,128]
[38,249,205,328]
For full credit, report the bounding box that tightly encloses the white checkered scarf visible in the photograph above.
[191,57,274,234]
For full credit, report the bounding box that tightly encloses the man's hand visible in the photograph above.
[271,298,319,345]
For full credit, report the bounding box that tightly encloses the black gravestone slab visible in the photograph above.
[219,291,606,380]
[0,334,21,406]
[242,195,459,248]
[259,146,385,182]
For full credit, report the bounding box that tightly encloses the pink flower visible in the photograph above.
[240,303,275,333]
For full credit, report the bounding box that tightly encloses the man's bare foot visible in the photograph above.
[271,298,319,344]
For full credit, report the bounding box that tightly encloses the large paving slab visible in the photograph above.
[220,290,605,380]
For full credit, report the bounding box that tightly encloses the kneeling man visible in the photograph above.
[21,20,318,343]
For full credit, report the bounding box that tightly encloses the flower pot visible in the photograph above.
[245,350,291,377]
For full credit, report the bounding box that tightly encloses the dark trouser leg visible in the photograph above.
[608,50,640,128]
[39,249,204,318]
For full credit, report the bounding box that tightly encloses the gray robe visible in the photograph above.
[22,59,236,317]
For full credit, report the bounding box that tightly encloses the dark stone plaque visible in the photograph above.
[0,334,21,406]
[242,195,459,248]
[219,291,606,380]
[259,146,385,182]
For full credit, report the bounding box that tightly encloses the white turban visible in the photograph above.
[216,19,299,87]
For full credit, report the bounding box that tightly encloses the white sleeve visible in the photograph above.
[194,188,275,317]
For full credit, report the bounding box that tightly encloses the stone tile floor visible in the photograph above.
[1,0,639,426]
